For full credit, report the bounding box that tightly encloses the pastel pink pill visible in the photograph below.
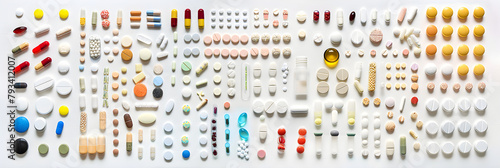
[398,8,407,23]
[222,34,231,44]
[230,49,239,59]
[257,149,266,159]
[250,48,259,57]
[203,36,212,45]
[221,49,229,58]
[231,35,239,44]
[261,48,269,57]
[213,48,221,56]
[204,48,213,58]
[283,10,289,20]
[240,49,248,59]
[402,49,409,56]
[273,20,279,27]
[212,33,221,43]
[240,35,249,44]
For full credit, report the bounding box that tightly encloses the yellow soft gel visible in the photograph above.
[34,9,43,19]
[442,7,453,19]
[457,7,469,19]
[458,44,469,56]
[474,7,485,18]
[473,45,485,57]
[474,25,485,37]
[442,44,453,56]
[59,9,69,19]
[458,25,469,37]
[59,105,69,116]
[474,64,485,76]
[442,25,453,37]
[426,7,437,18]
[457,64,469,76]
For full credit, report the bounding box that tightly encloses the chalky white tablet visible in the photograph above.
[441,64,453,76]
[317,81,329,94]
[57,61,70,74]
[163,137,173,146]
[426,99,439,112]
[163,122,173,132]
[474,98,487,111]
[458,120,471,133]
[252,100,264,114]
[181,87,192,98]
[227,79,236,88]
[192,33,200,42]
[112,36,119,43]
[458,141,472,154]
[16,8,24,17]
[426,142,440,155]
[91,64,99,73]
[316,68,329,80]
[182,76,191,84]
[213,62,222,71]
[276,100,288,114]
[227,61,236,69]
[474,140,488,153]
[103,36,111,43]
[330,32,342,44]
[213,87,221,96]
[199,136,208,145]
[385,97,395,108]
[424,63,437,76]
[199,123,208,132]
[264,101,277,114]
[139,48,152,61]
[313,33,323,44]
[441,142,455,154]
[441,99,455,113]
[296,11,306,22]
[35,96,54,115]
[183,48,192,57]
[458,98,471,112]
[227,70,236,78]
[441,121,455,135]
[34,117,46,131]
[350,30,364,45]
[268,78,277,94]
[253,79,262,95]
[58,43,71,55]
[56,79,73,95]
[213,75,221,84]
[474,120,488,133]
[269,62,277,77]
[16,97,28,111]
[227,88,236,97]
[336,69,348,81]
[34,76,54,91]
[426,121,439,135]
[137,34,152,45]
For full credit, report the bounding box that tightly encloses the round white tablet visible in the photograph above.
[330,32,342,44]
[107,55,114,62]
[441,64,453,76]
[35,96,54,115]
[57,61,70,74]
[227,61,236,69]
[182,76,191,84]
[103,47,111,54]
[184,34,192,42]
[474,140,488,153]
[441,142,455,154]
[181,87,192,98]
[385,97,395,108]
[424,63,437,76]
[351,30,364,45]
[426,142,440,155]
[192,33,200,42]
[199,111,208,120]
[474,98,487,111]
[252,100,264,114]
[264,101,276,114]
[163,151,174,161]
[276,100,288,114]
[227,79,236,88]
[112,36,119,43]
[441,99,455,113]
[16,8,24,17]
[425,121,439,135]
[227,88,236,97]
[199,136,208,146]
[213,87,221,97]
[458,141,472,153]
[474,120,488,133]
[200,150,208,159]
[213,62,222,71]
[457,98,471,112]
[55,79,73,95]
[441,121,455,134]
[103,35,111,43]
[163,122,173,132]
[34,117,46,131]
[153,64,163,75]
[213,75,221,84]
[457,120,471,133]
[296,11,306,22]
[139,48,152,61]
[426,99,439,112]
[313,33,323,44]
[163,137,173,147]
[58,43,71,55]
[121,36,133,48]
[334,101,344,109]
[298,30,306,39]
[16,97,28,111]
[227,70,236,78]
[91,64,99,73]
[199,123,208,132]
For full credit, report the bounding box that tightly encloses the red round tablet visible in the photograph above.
[277,128,286,135]
[298,128,307,136]
[411,97,418,105]
[296,145,305,153]
[297,136,306,144]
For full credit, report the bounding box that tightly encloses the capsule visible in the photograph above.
[400,135,406,155]
[79,135,88,154]
[80,9,86,26]
[146,17,161,22]
[350,11,356,21]
[146,10,161,16]
[126,132,132,151]
[32,41,49,54]
[14,82,28,88]
[13,26,27,34]
[12,42,29,54]
[198,9,204,29]
[56,121,64,135]
[35,57,52,70]
[184,9,191,29]
[171,9,178,27]
[147,23,161,28]
[117,10,122,26]
[325,10,331,22]
[13,61,30,74]
[313,10,320,22]
[97,135,105,154]
[92,11,97,26]
[88,135,96,154]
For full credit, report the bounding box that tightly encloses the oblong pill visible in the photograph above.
[55,121,64,135]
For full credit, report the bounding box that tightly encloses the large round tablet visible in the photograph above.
[121,36,133,48]
[139,48,152,61]
[457,120,471,133]
[121,49,133,61]
[276,100,288,114]
[16,97,29,111]
[426,121,439,135]
[330,32,342,44]
[474,120,488,133]
[56,79,73,95]
[424,63,437,76]
[441,99,455,113]
[369,29,383,43]
[426,142,440,155]
[474,98,487,111]
[441,121,455,134]
[14,138,28,154]
[34,117,47,131]
[58,43,71,55]
[441,142,454,154]
[35,97,54,115]
[59,144,69,155]
[58,61,70,74]
[335,82,348,95]
[163,151,174,161]
[474,140,488,153]
[14,116,29,133]
[458,141,472,154]
[336,69,349,81]
[441,64,453,76]
[351,29,364,45]
[426,98,439,112]
[252,100,264,114]
[316,68,329,80]
[317,81,330,94]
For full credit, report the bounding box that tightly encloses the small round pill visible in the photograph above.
[387,111,394,119]
[410,112,418,120]
[362,98,370,106]
[373,98,381,106]
[440,83,448,91]
[478,82,486,91]
[385,121,395,133]
[411,83,419,91]
[416,121,424,129]
[113,149,119,155]
[113,109,119,116]
[113,119,118,126]
[426,7,437,18]
[398,116,405,123]
[442,7,453,19]
[426,44,437,55]
[473,25,485,37]
[113,139,119,146]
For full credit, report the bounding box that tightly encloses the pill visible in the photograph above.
[55,121,64,135]
[336,69,349,81]
[474,140,488,153]
[474,7,485,19]
[12,42,29,54]
[32,41,50,54]
[56,27,71,39]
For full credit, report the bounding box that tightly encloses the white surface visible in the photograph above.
[2,0,500,167]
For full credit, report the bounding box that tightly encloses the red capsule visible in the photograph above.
[13,26,27,34]
[277,128,286,135]
[325,10,331,22]
[13,61,30,74]
[32,41,50,54]
[35,57,52,70]
[198,9,204,19]
[171,9,178,28]
[185,8,191,19]
[313,10,320,22]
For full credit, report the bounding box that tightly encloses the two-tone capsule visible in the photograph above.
[12,42,29,54]
[32,41,49,54]
[198,9,204,29]
[171,9,178,27]
[185,9,191,29]
[13,61,29,74]
[35,57,52,70]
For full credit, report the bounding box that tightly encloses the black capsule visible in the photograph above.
[14,82,27,88]
[14,138,29,154]
[349,11,356,21]
[152,87,163,98]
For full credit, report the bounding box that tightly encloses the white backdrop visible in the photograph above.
[1,0,499,167]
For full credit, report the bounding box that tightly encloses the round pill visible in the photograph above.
[58,105,69,116]
[14,116,29,133]
[121,49,133,61]
[441,45,453,56]
[424,63,437,76]
[441,142,455,154]
[351,30,364,45]
[441,121,455,134]
[38,144,49,155]
[317,81,329,94]
[426,25,438,37]
[59,9,69,19]
[184,34,192,42]
[474,7,485,19]
[182,150,190,158]
[36,97,54,115]
[204,48,213,57]
[474,120,488,133]
[474,25,485,37]
[335,82,348,95]
[261,48,269,57]
[181,88,192,98]
[192,48,200,56]
[426,142,440,155]
[139,48,152,61]
[457,64,469,76]
[34,9,44,19]
[385,121,395,133]
[426,7,437,18]
[473,64,485,76]
[164,151,174,161]
[474,140,488,153]
[369,29,383,43]
[153,88,163,98]
[385,97,395,108]
[163,122,173,132]
[121,36,133,48]
[442,7,453,19]
[458,121,471,133]
[59,144,69,155]
[58,43,70,55]
[182,76,191,84]
[213,62,222,71]
[16,8,24,17]
[316,68,329,80]
[473,45,485,57]
[458,25,469,37]
[336,69,349,81]
[16,97,29,111]
[457,44,469,56]
[133,83,147,97]
[426,121,439,135]
[55,79,73,96]
[474,98,487,111]
[34,117,46,131]
[441,99,455,113]
[426,44,437,55]
[181,61,192,72]
[153,76,163,87]
[458,141,472,154]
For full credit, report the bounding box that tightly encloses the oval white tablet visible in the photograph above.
[426,142,440,155]
[58,61,70,74]
[351,30,364,45]
[16,97,29,111]
[34,117,46,131]
[252,100,264,114]
[56,79,73,95]
[424,63,437,76]
[441,64,453,76]
[34,76,54,91]
[425,121,439,135]
[165,99,175,113]
[441,142,455,154]
[426,99,439,112]
[441,121,455,134]
[458,141,472,154]
[35,96,54,115]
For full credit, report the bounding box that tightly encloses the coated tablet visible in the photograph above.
[16,97,29,111]
[330,32,342,44]
[139,48,152,61]
[351,30,364,45]
[425,63,437,76]
[56,79,73,95]
[58,43,71,55]
[163,122,173,133]
[441,99,455,113]
[426,121,439,135]
[213,87,221,96]
[121,36,133,48]
[441,121,455,134]
[165,99,175,113]
[36,97,54,115]
[441,64,453,76]
[252,100,264,114]
[34,118,46,131]
[14,116,29,133]
[426,142,440,155]
[213,62,222,71]
[426,99,439,112]
[199,136,208,145]
[34,76,54,91]
[181,87,192,98]
[385,97,395,108]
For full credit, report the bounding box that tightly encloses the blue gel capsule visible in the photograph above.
[14,82,27,88]
[225,142,230,153]
[237,112,247,127]
[182,150,190,158]
[239,128,249,141]
[224,114,229,125]
[14,116,29,133]
[56,121,64,135]
[225,129,230,140]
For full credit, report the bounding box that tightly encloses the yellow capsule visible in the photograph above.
[474,25,485,37]
[473,7,485,19]
[473,45,485,57]
[457,7,469,19]
[442,44,453,56]
[442,25,453,37]
[457,25,469,37]
[426,7,437,18]
[457,44,469,56]
[442,7,453,19]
